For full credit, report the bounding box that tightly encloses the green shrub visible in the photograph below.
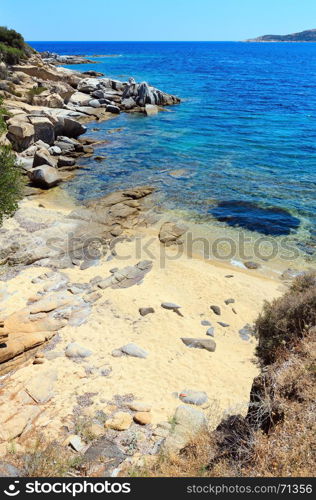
[0,98,23,224]
[0,145,24,224]
[0,26,25,50]
[255,273,316,365]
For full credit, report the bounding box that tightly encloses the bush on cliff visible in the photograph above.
[0,26,33,65]
[255,272,316,365]
[0,98,23,224]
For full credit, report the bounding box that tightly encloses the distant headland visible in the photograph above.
[246,28,316,42]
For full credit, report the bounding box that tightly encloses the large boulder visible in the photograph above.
[33,148,57,168]
[64,117,87,138]
[33,92,64,109]
[28,165,62,188]
[7,120,35,152]
[28,116,55,145]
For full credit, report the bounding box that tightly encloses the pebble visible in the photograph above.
[179,390,208,406]
[225,275,234,278]
[244,261,260,270]
[105,412,132,431]
[201,320,211,326]
[139,307,155,317]
[206,327,215,337]
[133,412,152,425]
[181,337,216,352]
[65,342,92,359]
[129,402,152,412]
[33,358,45,365]
[68,435,85,452]
[111,349,124,358]
[120,343,148,359]
[161,302,181,311]
[217,322,230,327]
[224,298,235,305]
[210,305,221,316]
[239,323,256,341]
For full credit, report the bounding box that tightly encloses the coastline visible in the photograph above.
[0,47,311,471]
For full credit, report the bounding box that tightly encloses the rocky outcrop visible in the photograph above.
[159,221,188,246]
[40,52,97,65]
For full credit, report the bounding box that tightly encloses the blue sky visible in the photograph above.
[1,0,315,41]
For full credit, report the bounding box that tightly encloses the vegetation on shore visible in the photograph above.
[0,97,23,224]
[0,26,33,65]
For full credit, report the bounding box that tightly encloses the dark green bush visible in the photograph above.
[0,98,23,224]
[0,26,25,50]
[0,42,25,65]
[255,273,316,365]
[0,145,24,224]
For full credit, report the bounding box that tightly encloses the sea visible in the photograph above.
[29,41,316,261]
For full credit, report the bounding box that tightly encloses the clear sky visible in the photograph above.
[1,0,315,41]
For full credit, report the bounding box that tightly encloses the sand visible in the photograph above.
[0,192,286,446]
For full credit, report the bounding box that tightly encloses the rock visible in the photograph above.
[106,105,120,114]
[111,349,123,358]
[120,343,148,359]
[7,120,35,152]
[109,261,153,289]
[0,461,22,477]
[89,99,101,108]
[133,412,152,425]
[29,117,55,145]
[25,369,58,404]
[69,435,86,452]
[33,148,56,168]
[161,302,181,311]
[129,402,151,412]
[179,390,208,406]
[83,436,126,474]
[239,323,256,341]
[62,118,86,138]
[33,92,64,108]
[139,307,155,317]
[28,165,62,189]
[206,327,215,337]
[57,156,76,168]
[224,298,235,305]
[181,338,216,352]
[33,358,45,365]
[159,222,188,246]
[218,322,230,327]
[210,305,221,316]
[201,320,211,326]
[105,412,132,431]
[244,261,260,270]
[121,97,136,110]
[48,145,62,155]
[163,405,207,454]
[86,423,104,438]
[145,104,158,116]
[65,342,92,359]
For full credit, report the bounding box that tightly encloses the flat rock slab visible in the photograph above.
[120,343,148,358]
[25,369,58,404]
[181,338,216,353]
[179,390,208,406]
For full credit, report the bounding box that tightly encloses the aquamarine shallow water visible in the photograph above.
[30,42,316,247]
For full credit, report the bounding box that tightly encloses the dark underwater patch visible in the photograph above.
[210,200,300,236]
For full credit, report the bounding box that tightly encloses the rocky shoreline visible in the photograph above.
[0,51,286,477]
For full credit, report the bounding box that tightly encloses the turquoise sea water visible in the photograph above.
[30,42,316,253]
